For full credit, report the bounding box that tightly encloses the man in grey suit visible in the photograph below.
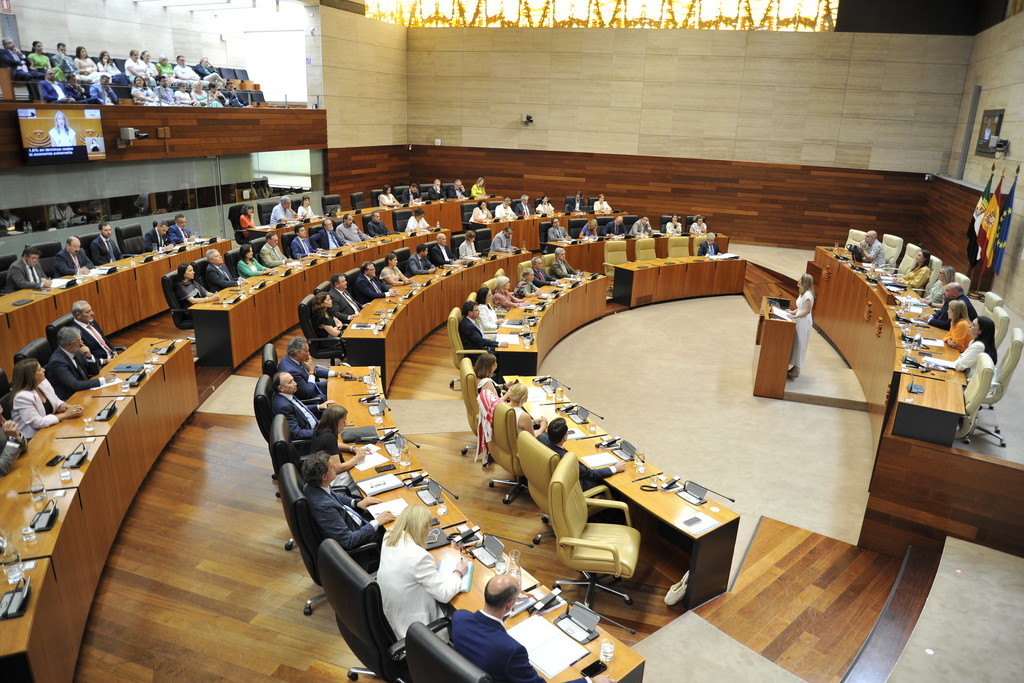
[407,243,436,275]
[547,217,570,242]
[4,247,52,293]
[337,214,370,244]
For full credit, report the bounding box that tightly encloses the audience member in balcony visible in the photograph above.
[124,50,152,86]
[154,55,175,82]
[223,82,249,107]
[405,207,429,232]
[0,209,22,231]
[141,51,159,83]
[63,74,92,102]
[131,75,160,105]
[174,81,195,106]
[1,39,44,80]
[40,69,77,104]
[270,196,295,224]
[73,47,99,83]
[154,74,178,106]
[173,55,202,85]
[189,81,208,106]
[194,57,226,88]
[50,43,76,81]
[378,185,400,208]
[364,211,389,237]
[47,111,76,146]
[28,41,59,79]
[95,51,123,84]
[427,179,444,201]
[296,195,315,219]
[206,84,228,107]
[88,74,118,105]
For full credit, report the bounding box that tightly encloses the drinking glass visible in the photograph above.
[599,638,615,663]
[120,380,131,393]
[29,466,46,502]
[399,446,411,468]
[2,546,24,585]
[21,525,36,543]
[83,417,94,432]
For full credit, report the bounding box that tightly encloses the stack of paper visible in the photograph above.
[507,615,589,678]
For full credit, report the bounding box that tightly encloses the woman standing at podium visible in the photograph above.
[787,273,815,379]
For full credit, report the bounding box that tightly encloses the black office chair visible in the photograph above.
[192,258,210,286]
[539,221,552,253]
[0,368,9,403]
[160,271,194,330]
[224,248,241,278]
[370,188,384,206]
[441,183,454,197]
[322,194,341,216]
[14,338,51,368]
[350,192,367,211]
[393,247,411,269]
[452,234,466,254]
[318,538,408,682]
[270,414,306,479]
[33,241,61,277]
[123,235,145,255]
[460,204,476,230]
[253,374,275,443]
[405,622,491,683]
[298,294,345,365]
[115,224,143,256]
[249,236,268,265]
[258,201,278,225]
[314,280,331,295]
[0,272,7,294]
[486,200,502,212]
[227,205,249,245]
[78,233,101,259]
[281,232,297,259]
[45,313,75,351]
[393,185,409,203]
[0,253,16,274]
[261,343,278,377]
[277,462,329,615]
[393,209,412,229]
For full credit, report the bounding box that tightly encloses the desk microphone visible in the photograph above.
[703,485,736,503]
[488,533,534,549]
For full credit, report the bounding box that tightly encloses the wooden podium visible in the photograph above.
[754,297,796,399]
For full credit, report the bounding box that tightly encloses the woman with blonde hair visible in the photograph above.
[943,299,972,352]
[787,273,815,378]
[377,504,467,638]
[505,382,547,437]
[491,275,525,313]
[471,177,487,197]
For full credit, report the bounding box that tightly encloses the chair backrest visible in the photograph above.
[460,204,476,223]
[516,258,532,282]
[78,233,100,259]
[253,374,275,442]
[958,354,995,439]
[846,229,867,247]
[991,305,1010,349]
[114,224,143,254]
[405,622,493,683]
[635,237,656,261]
[124,235,145,255]
[371,189,385,206]
[224,248,241,278]
[227,204,244,232]
[490,402,522,478]
[321,194,341,215]
[983,291,1005,318]
[518,431,560,515]
[34,241,61,277]
[277,463,323,586]
[14,338,51,368]
[350,192,366,210]
[989,328,1023,405]
[604,240,627,265]
[954,271,971,294]
[394,185,409,201]
[882,234,904,266]
[281,231,297,258]
[548,452,588,568]
[297,294,328,357]
[667,236,690,258]
[258,201,278,225]
[0,367,9,402]
[314,280,332,295]
[0,253,16,273]
[460,357,479,434]
[318,538,401,681]
[394,209,412,227]
[692,235,707,256]
[45,313,75,351]
[261,343,278,377]
[897,243,920,275]
[447,307,465,369]
[160,270,191,330]
[270,414,301,478]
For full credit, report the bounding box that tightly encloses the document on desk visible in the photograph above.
[771,306,793,320]
[527,386,548,403]
[496,334,520,346]
[507,615,589,679]
[354,450,390,471]
[91,377,122,390]
[581,453,618,468]
[676,509,721,535]
[366,498,408,519]
[924,357,957,369]
[921,338,943,348]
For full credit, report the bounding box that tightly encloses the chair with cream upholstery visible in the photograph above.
[846,229,867,247]
[975,327,1023,447]
[446,307,484,371]
[991,306,1010,349]
[635,238,656,261]
[691,235,707,257]
[955,353,995,444]
[458,357,480,456]
[897,243,921,275]
[982,291,1005,318]
[488,402,526,504]
[667,236,690,258]
[549,452,640,608]
[603,241,627,282]
[882,234,904,266]
[954,271,971,294]
[924,255,943,292]
[517,431,609,545]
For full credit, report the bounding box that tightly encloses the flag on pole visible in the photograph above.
[977,174,1003,275]
[993,167,1019,275]
[966,166,994,267]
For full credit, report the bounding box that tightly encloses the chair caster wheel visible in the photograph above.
[541,514,549,524]
[489,481,495,488]
[303,605,312,616]
[995,428,1002,434]
[1000,443,1006,447]
[963,438,971,444]
[461,446,469,455]
[348,672,359,681]
[285,540,294,551]
[624,597,634,605]
[533,535,543,544]
[503,496,512,505]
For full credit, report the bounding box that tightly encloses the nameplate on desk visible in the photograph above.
[12,299,32,306]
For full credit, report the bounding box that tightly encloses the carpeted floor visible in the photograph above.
[198,375,257,416]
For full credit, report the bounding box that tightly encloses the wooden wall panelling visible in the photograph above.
[919,176,994,289]
[324,145,410,210]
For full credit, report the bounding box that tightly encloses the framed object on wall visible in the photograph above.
[975,109,1004,158]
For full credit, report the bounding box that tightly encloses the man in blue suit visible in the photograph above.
[89,75,119,105]
[143,221,172,252]
[39,68,77,103]
[89,223,122,264]
[53,236,95,276]
[46,326,116,401]
[278,336,352,401]
[290,226,315,258]
[602,216,627,237]
[271,371,333,455]
[300,451,395,571]
[167,214,194,244]
[203,249,236,291]
[351,261,395,305]
[697,232,720,257]
[452,575,611,683]
[312,219,343,251]
[71,299,120,363]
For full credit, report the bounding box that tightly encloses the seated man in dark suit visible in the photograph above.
[4,247,52,293]
[167,214,195,244]
[46,325,116,401]
[351,261,395,305]
[204,248,237,291]
[89,223,122,265]
[301,451,396,571]
[697,232,721,257]
[401,182,422,204]
[328,273,362,325]
[926,282,977,330]
[40,69,77,103]
[540,418,624,493]
[565,191,587,213]
[447,178,468,199]
[71,299,119,363]
[513,194,533,219]
[143,221,172,252]
[452,575,611,683]
[407,243,436,276]
[530,256,554,286]
[312,219,344,250]
[271,371,335,455]
[459,301,508,362]
[426,179,445,201]
[1,39,45,80]
[428,233,456,267]
[602,216,627,237]
[53,236,95,276]
[278,336,351,401]
[363,211,390,238]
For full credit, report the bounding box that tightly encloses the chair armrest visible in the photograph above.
[582,485,609,499]
[557,536,620,573]
[455,349,484,356]
[585,498,631,526]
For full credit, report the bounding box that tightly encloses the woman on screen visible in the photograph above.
[48,111,76,147]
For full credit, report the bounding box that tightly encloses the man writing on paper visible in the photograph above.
[540,418,623,493]
[452,574,615,683]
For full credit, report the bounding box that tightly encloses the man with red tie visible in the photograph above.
[53,236,94,276]
[71,300,121,362]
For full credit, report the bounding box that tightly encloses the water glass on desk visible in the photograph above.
[29,466,46,502]
[83,417,94,432]
[121,380,131,394]
[600,638,615,663]
[3,546,24,585]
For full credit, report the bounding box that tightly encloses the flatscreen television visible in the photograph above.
[17,107,106,165]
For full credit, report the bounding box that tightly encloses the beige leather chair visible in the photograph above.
[488,402,526,504]
[518,431,608,545]
[991,305,1010,349]
[667,236,690,258]
[924,255,943,292]
[955,353,995,444]
[975,328,1023,447]
[635,238,656,261]
[516,258,533,281]
[954,271,971,294]
[459,357,480,456]
[691,235,707,256]
[982,291,1005,318]
[897,243,921,275]
[882,234,904,266]
[446,307,484,370]
[549,452,640,607]
[603,241,628,283]
[846,229,867,247]
[481,277,497,292]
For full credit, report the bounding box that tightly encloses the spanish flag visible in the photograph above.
[977,174,1003,275]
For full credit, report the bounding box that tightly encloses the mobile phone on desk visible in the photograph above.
[581,660,608,677]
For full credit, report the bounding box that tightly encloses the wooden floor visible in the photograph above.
[75,299,902,681]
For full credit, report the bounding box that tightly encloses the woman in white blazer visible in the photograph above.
[377,505,467,638]
[9,359,83,439]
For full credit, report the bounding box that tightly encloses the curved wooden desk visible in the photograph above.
[611,256,746,308]
[547,235,731,274]
[0,338,198,682]
[808,247,1024,560]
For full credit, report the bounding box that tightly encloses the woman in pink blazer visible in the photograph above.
[10,359,83,439]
